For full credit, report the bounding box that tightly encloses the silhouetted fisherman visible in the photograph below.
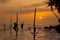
[21,22,24,29]
[21,21,24,40]
[13,22,18,36]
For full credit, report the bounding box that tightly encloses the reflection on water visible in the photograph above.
[0,25,60,40]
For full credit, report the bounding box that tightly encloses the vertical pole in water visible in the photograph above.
[16,12,18,39]
[3,23,6,34]
[33,8,36,40]
[13,12,18,40]
[10,17,12,36]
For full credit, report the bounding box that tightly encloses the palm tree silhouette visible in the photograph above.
[47,0,60,23]
[47,0,60,13]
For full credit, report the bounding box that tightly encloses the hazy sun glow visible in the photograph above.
[36,12,51,20]
[40,17,43,19]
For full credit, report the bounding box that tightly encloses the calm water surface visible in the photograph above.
[0,25,60,40]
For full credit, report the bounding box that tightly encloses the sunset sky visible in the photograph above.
[0,0,60,27]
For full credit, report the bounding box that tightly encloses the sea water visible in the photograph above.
[0,25,60,40]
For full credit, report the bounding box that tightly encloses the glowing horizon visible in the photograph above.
[0,0,59,27]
